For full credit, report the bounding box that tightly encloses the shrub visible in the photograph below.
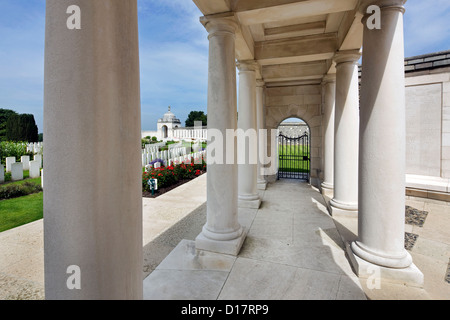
[0,181,42,200]
[0,141,33,164]
[142,156,206,192]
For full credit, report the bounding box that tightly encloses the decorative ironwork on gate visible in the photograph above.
[277,133,310,180]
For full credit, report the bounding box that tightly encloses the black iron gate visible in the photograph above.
[277,133,310,180]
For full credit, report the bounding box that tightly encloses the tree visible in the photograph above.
[185,111,207,127]
[5,113,39,142]
[0,109,18,141]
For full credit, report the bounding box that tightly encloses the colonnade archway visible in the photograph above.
[277,118,311,181]
[265,100,323,188]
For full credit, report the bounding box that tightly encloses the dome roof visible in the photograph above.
[158,106,181,124]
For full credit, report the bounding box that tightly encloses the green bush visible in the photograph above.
[0,141,33,164]
[0,181,42,200]
[142,157,206,191]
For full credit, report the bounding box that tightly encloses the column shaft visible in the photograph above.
[321,74,336,197]
[330,51,360,217]
[195,15,246,255]
[43,0,142,299]
[352,0,414,269]
[256,80,268,190]
[237,61,261,208]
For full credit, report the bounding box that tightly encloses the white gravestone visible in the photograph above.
[34,154,42,169]
[29,160,40,178]
[21,155,31,171]
[11,162,23,181]
[6,157,15,172]
[0,164,4,183]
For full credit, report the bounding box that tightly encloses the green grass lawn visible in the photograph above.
[0,173,43,232]
[278,144,310,173]
[0,192,43,233]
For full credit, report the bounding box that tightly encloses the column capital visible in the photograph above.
[256,79,265,88]
[333,50,361,67]
[322,73,336,85]
[359,0,406,15]
[200,13,239,38]
[236,60,259,73]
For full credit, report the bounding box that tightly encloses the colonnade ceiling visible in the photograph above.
[193,0,364,87]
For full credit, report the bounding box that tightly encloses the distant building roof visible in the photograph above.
[359,50,450,77]
[404,50,450,73]
[158,106,181,124]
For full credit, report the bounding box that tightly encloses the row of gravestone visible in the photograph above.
[144,150,207,172]
[2,155,42,183]
[26,142,43,155]
[142,147,188,167]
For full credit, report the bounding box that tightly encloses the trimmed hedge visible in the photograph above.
[0,181,42,200]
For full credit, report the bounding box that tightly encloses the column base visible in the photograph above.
[329,198,358,218]
[320,182,334,198]
[345,242,424,287]
[257,180,267,190]
[238,193,261,209]
[195,227,247,256]
[238,196,261,209]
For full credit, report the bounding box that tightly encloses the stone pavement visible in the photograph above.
[0,175,449,300]
[142,179,450,300]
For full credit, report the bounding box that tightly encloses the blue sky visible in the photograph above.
[0,0,449,133]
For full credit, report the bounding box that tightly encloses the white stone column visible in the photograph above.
[321,74,336,198]
[195,14,246,255]
[256,80,268,190]
[329,50,360,217]
[237,60,261,209]
[43,0,142,299]
[349,0,423,285]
